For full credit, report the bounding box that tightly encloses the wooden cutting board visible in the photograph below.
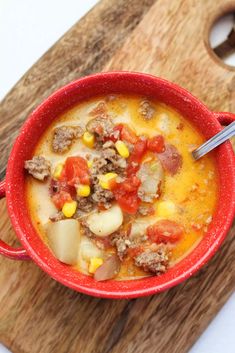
[0,1,234,352]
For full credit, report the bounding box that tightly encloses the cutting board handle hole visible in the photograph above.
[208,11,235,70]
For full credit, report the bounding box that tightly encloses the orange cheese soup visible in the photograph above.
[25,95,218,280]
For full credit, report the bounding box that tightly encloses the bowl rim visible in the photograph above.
[5,71,235,298]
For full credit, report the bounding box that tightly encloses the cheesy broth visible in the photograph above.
[26,95,218,279]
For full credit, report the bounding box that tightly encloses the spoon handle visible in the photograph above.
[192,121,235,160]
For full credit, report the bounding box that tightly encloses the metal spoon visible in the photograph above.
[192,121,235,160]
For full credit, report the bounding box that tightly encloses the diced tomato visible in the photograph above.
[111,180,140,214]
[120,176,141,192]
[110,175,141,214]
[120,125,138,144]
[52,191,72,209]
[147,220,183,244]
[107,177,117,190]
[50,179,76,197]
[131,138,147,161]
[63,156,90,186]
[147,135,165,153]
[127,138,147,176]
[116,192,140,214]
[126,162,140,177]
[113,124,124,142]
[107,124,138,144]
[50,178,76,209]
[114,124,123,134]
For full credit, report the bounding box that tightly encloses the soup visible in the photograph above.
[25,95,218,281]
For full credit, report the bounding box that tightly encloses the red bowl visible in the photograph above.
[0,72,235,299]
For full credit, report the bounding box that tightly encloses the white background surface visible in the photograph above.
[0,1,234,352]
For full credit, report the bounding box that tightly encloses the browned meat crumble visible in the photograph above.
[86,116,114,139]
[134,246,169,274]
[101,143,127,172]
[76,196,94,212]
[139,99,155,120]
[52,125,84,153]
[24,156,51,181]
[111,234,132,260]
[91,185,114,209]
[90,142,127,178]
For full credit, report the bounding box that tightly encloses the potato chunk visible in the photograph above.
[80,237,103,261]
[86,204,123,237]
[46,219,81,265]
[137,160,164,203]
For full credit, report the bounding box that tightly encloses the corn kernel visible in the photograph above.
[87,160,93,168]
[53,163,64,179]
[89,257,103,273]
[157,201,176,218]
[76,184,91,197]
[82,131,95,148]
[62,201,77,218]
[115,140,129,158]
[99,172,117,189]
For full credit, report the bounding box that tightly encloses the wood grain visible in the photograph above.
[0,1,234,353]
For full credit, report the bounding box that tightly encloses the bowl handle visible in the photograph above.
[214,111,235,125]
[0,180,30,260]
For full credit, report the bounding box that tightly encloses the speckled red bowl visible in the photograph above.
[0,72,235,298]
